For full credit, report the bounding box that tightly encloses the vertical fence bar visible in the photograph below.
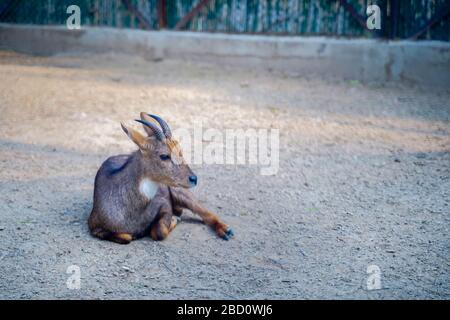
[158,0,166,29]
[390,0,399,39]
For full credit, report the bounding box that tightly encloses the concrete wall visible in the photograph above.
[1,23,449,87]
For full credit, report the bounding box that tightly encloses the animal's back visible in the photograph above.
[89,154,133,231]
[102,154,132,176]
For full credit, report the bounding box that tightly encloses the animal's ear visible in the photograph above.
[139,112,160,137]
[121,123,149,150]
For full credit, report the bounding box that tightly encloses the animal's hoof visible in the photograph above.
[221,227,235,240]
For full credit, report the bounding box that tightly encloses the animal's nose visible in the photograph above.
[189,175,198,186]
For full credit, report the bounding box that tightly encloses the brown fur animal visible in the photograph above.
[88,113,234,244]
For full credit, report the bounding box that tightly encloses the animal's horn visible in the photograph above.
[148,114,172,138]
[135,120,165,141]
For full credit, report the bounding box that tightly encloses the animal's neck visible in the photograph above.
[132,151,160,200]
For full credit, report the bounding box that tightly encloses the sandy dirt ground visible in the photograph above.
[0,50,449,299]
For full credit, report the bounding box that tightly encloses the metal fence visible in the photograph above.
[1,0,449,40]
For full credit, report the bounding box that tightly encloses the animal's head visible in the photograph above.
[121,113,197,188]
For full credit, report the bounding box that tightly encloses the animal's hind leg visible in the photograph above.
[111,233,133,244]
[91,228,132,245]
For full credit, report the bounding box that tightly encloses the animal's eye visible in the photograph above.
[160,154,171,161]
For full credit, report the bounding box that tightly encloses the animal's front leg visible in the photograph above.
[171,188,234,240]
[150,205,177,241]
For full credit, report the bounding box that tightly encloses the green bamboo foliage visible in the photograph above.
[0,0,448,40]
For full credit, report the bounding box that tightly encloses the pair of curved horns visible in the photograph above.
[135,114,172,141]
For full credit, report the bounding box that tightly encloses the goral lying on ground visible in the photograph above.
[88,113,234,244]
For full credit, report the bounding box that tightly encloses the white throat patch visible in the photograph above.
[139,178,159,200]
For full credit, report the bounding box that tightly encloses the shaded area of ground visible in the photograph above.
[0,50,449,299]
